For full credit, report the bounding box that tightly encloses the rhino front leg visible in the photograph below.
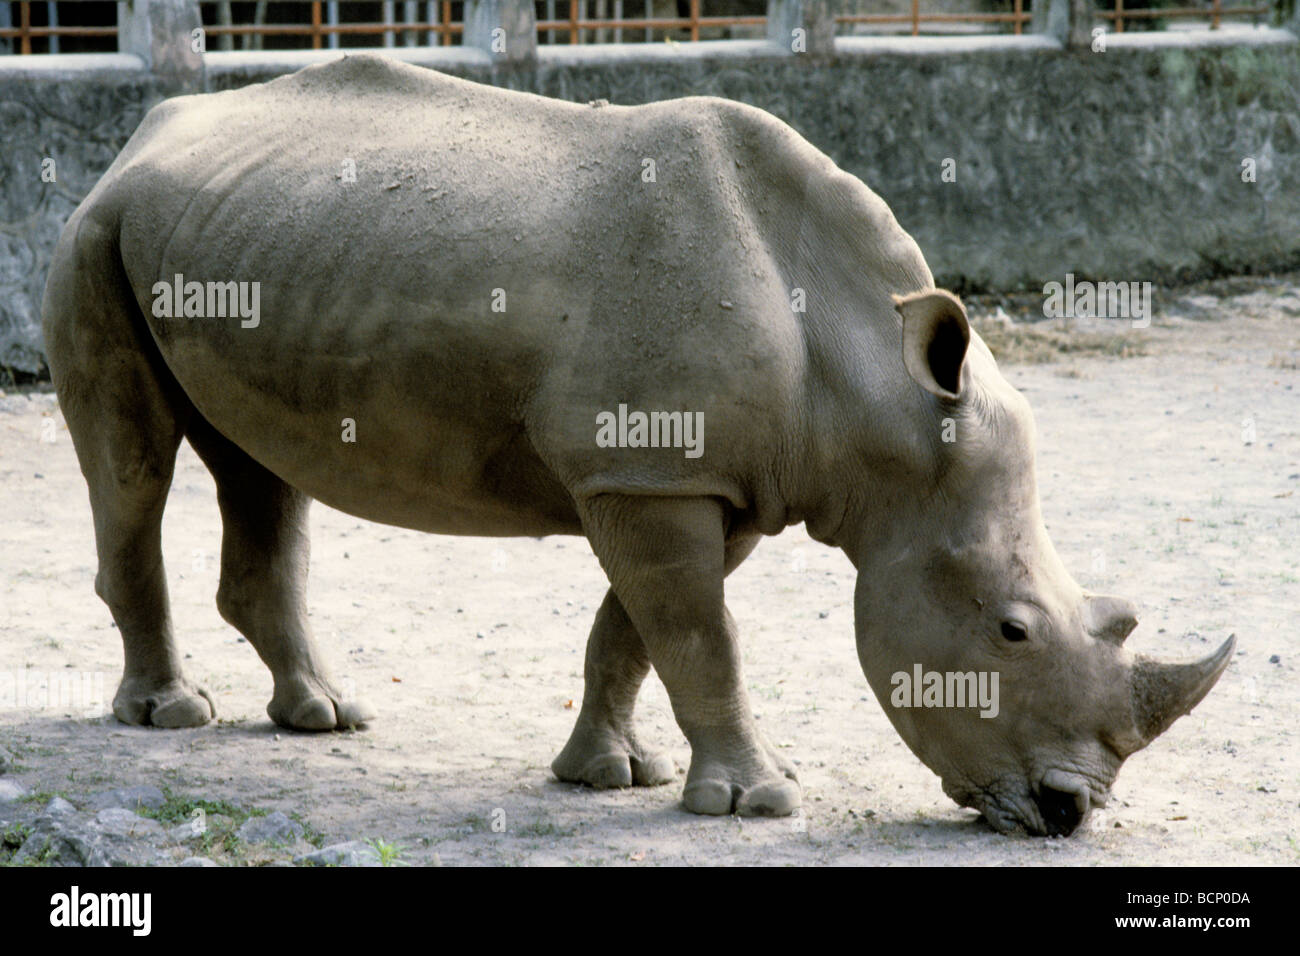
[554,532,765,789]
[577,496,799,817]
[551,590,677,789]
[187,416,375,731]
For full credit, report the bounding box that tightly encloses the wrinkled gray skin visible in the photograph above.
[42,55,1234,835]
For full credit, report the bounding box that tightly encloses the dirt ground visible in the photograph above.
[1,276,1297,866]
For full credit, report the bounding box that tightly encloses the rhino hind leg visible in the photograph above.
[576,496,800,817]
[185,415,375,731]
[551,589,677,789]
[43,217,215,728]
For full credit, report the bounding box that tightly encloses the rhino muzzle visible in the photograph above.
[1033,784,1086,837]
[1032,769,1099,837]
[937,635,1237,837]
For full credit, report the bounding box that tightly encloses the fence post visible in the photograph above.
[1068,0,1095,49]
[767,0,836,59]
[1032,0,1067,41]
[118,0,205,89]
[464,0,537,66]
[1033,0,1092,49]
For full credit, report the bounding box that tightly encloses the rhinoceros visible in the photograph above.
[42,54,1234,835]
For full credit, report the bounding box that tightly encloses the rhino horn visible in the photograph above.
[1129,635,1237,747]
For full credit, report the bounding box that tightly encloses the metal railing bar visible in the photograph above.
[200,22,464,36]
[0,0,1283,54]
[537,15,766,29]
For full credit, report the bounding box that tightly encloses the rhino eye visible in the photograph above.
[1000,621,1029,642]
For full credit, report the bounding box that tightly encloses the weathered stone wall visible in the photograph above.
[2,27,1298,375]
[533,34,1300,291]
[0,56,178,374]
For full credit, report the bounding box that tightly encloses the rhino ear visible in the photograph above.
[894,289,970,400]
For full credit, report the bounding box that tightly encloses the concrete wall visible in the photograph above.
[2,8,1298,375]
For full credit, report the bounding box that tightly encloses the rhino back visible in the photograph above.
[86,55,922,537]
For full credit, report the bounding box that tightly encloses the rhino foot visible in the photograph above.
[683,772,802,817]
[267,677,375,732]
[682,734,801,817]
[552,724,676,789]
[113,676,216,729]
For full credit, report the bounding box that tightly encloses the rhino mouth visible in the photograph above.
[962,770,1108,837]
[1032,783,1087,837]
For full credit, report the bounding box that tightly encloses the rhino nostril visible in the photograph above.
[1034,786,1084,837]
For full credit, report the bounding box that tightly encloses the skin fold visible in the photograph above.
[41,55,1234,833]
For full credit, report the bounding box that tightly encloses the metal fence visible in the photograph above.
[838,0,1028,35]
[0,0,1286,54]
[201,2,464,50]
[1096,0,1272,31]
[1,0,115,53]
[537,0,764,44]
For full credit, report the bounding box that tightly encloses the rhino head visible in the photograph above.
[847,289,1235,836]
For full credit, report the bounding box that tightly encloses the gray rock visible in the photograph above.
[11,817,166,867]
[236,810,303,845]
[0,779,26,803]
[94,807,165,840]
[179,856,220,867]
[169,819,205,842]
[86,785,167,812]
[0,746,15,773]
[43,796,77,816]
[14,821,110,867]
[295,840,383,867]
